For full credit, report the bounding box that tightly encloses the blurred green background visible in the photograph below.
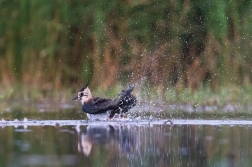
[1,0,252,104]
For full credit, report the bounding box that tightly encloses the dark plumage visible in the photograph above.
[72,84,136,119]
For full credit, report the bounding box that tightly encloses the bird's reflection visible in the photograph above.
[76,125,136,156]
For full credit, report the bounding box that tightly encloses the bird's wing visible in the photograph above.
[91,97,112,105]
[86,97,116,114]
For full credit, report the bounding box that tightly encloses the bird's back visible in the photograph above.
[82,97,114,114]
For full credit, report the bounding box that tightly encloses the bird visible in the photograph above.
[72,83,137,120]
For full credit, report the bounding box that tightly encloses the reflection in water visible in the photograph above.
[76,125,135,156]
[0,124,252,166]
[74,125,243,167]
[179,126,207,166]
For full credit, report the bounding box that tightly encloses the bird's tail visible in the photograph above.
[118,84,136,112]
[118,84,135,98]
[108,85,136,119]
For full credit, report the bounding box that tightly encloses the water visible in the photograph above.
[1,110,252,167]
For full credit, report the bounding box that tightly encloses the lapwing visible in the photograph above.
[72,83,136,120]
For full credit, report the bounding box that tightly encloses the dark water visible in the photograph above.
[1,111,252,167]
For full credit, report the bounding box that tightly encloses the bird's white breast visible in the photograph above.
[86,112,110,121]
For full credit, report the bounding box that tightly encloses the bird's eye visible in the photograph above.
[79,93,83,96]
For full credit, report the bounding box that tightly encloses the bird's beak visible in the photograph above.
[72,96,78,100]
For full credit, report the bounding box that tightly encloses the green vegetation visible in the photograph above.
[0,0,252,107]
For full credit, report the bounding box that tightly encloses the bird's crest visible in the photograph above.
[79,81,89,92]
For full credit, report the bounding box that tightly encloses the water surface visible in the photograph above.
[0,110,252,167]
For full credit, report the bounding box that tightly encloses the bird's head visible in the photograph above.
[72,83,93,104]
